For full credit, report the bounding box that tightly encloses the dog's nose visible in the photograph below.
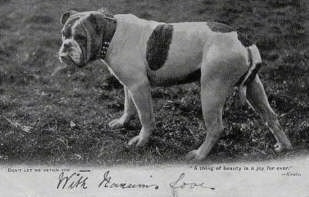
[59,53,66,58]
[59,53,73,66]
[59,52,69,61]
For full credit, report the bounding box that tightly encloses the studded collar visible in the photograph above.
[98,16,117,60]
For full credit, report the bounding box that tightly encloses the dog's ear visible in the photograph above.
[61,10,78,25]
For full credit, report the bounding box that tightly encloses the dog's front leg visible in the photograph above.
[127,81,155,147]
[109,86,136,129]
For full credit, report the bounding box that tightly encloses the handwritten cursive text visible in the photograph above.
[57,171,88,190]
[169,172,215,197]
[98,170,159,190]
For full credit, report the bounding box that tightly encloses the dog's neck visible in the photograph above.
[98,16,117,60]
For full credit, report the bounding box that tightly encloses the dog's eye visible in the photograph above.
[74,34,87,41]
[62,29,71,39]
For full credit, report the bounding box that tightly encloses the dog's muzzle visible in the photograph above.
[58,39,85,67]
[59,53,76,66]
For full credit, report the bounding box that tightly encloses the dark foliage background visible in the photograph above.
[0,0,308,165]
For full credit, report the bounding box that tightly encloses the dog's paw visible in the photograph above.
[185,150,206,161]
[128,135,150,147]
[274,142,292,153]
[108,117,126,129]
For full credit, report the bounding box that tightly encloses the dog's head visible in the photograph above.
[58,9,115,67]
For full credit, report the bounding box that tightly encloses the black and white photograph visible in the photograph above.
[0,0,308,196]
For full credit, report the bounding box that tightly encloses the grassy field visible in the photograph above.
[0,0,308,165]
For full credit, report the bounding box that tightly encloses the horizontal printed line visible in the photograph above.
[79,169,91,172]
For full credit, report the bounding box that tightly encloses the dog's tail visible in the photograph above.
[236,44,263,104]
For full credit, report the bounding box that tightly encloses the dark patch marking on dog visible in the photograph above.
[235,48,264,87]
[88,14,102,35]
[147,69,200,87]
[207,22,234,33]
[146,24,173,70]
[177,69,201,84]
[243,63,263,85]
[62,17,80,38]
[87,14,117,60]
[207,22,252,47]
[74,34,87,45]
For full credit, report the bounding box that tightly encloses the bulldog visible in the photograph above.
[58,9,292,160]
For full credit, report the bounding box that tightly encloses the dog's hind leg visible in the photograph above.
[186,77,231,161]
[246,75,292,152]
[186,41,238,161]
[109,86,136,129]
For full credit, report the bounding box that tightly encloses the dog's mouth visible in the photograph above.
[59,53,85,68]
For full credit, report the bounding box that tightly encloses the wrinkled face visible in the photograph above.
[58,11,104,67]
[59,16,87,67]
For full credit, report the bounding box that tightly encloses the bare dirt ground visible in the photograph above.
[0,0,308,165]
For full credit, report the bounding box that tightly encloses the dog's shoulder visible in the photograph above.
[114,14,157,26]
[114,14,139,22]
